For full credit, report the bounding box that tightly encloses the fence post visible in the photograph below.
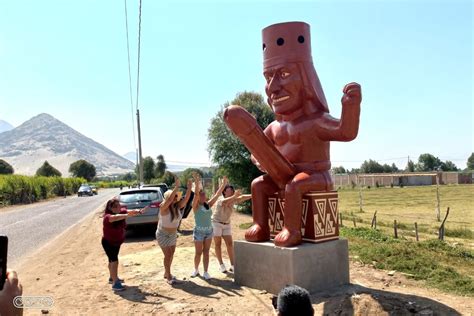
[436,173,441,221]
[394,220,398,238]
[438,207,450,241]
[371,211,377,229]
[357,174,363,212]
[352,216,357,227]
[415,222,419,241]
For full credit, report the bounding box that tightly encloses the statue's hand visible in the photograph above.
[341,82,362,107]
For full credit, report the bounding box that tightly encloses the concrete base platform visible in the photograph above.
[234,239,349,294]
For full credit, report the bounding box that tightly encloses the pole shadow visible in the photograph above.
[314,284,461,315]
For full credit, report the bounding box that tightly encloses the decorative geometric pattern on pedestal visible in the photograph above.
[268,191,339,243]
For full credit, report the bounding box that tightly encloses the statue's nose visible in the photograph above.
[268,75,281,94]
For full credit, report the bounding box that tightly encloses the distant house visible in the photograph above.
[332,171,473,187]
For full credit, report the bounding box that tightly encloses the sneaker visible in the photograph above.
[203,271,211,280]
[219,263,227,273]
[191,270,200,278]
[108,277,124,284]
[112,281,125,291]
[229,265,234,272]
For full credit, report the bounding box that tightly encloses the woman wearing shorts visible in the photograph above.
[156,177,192,285]
[102,198,141,291]
[212,184,251,273]
[190,173,227,280]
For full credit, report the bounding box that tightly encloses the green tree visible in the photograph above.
[179,168,204,187]
[360,159,384,173]
[208,91,274,191]
[36,161,62,177]
[69,159,96,181]
[382,164,393,173]
[156,171,176,187]
[440,160,458,171]
[405,159,415,172]
[142,156,155,184]
[390,163,399,173]
[415,153,442,171]
[467,153,474,170]
[0,159,14,174]
[332,166,346,174]
[119,172,136,182]
[155,154,167,178]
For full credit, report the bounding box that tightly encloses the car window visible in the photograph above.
[119,190,161,203]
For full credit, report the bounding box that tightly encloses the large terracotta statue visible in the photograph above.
[224,21,361,247]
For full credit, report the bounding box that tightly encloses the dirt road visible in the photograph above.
[15,206,472,315]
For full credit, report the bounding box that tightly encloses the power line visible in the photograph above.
[166,160,213,166]
[123,0,137,150]
[135,0,143,111]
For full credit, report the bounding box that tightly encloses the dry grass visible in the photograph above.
[338,184,474,246]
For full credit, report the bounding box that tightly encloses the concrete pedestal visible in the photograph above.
[234,239,349,294]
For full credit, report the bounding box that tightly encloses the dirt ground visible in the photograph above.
[15,204,473,315]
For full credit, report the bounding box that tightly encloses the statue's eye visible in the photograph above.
[281,71,290,79]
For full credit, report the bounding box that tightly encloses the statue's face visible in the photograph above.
[264,63,303,115]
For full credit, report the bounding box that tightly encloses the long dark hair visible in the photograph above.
[102,199,123,227]
[199,191,210,210]
[169,201,180,222]
[104,199,118,215]
[222,185,235,197]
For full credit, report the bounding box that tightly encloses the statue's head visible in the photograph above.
[262,22,329,119]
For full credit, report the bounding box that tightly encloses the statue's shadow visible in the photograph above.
[315,284,461,315]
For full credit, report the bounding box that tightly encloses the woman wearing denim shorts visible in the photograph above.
[190,173,228,280]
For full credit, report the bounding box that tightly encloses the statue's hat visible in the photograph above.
[262,21,312,68]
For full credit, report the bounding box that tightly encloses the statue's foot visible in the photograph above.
[274,228,302,247]
[245,224,270,242]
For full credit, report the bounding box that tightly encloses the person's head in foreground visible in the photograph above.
[274,284,314,316]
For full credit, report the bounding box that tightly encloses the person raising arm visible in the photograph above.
[190,174,227,279]
[155,177,193,285]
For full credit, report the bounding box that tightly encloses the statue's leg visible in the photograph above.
[245,175,278,242]
[274,171,332,247]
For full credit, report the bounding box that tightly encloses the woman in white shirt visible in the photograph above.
[212,181,251,273]
[156,177,192,284]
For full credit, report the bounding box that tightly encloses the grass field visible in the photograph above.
[341,227,473,296]
[338,185,474,244]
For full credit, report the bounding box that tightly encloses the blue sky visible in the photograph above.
[0,0,472,170]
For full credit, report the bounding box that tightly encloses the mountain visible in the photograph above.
[0,120,14,133]
[123,151,136,163]
[0,113,135,176]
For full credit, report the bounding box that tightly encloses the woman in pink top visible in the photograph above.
[156,177,192,285]
[102,198,142,291]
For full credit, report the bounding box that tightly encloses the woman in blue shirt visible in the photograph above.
[190,173,228,280]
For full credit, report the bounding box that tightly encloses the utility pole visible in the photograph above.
[136,109,144,187]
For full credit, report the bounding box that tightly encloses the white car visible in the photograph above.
[118,188,163,227]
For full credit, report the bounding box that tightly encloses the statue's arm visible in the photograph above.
[316,82,361,141]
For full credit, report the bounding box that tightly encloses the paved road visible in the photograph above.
[0,188,120,266]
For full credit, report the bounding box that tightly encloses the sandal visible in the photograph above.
[166,277,182,285]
